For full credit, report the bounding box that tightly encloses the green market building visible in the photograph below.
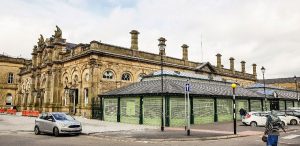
[92,72,300,126]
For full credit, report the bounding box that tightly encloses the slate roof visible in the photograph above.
[102,77,263,98]
[258,77,300,84]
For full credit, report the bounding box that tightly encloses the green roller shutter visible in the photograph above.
[193,98,214,124]
[279,101,285,110]
[120,97,140,124]
[143,97,162,125]
[236,100,248,120]
[251,100,262,111]
[170,97,185,126]
[103,98,118,122]
[217,99,232,122]
[286,101,294,109]
[294,101,299,107]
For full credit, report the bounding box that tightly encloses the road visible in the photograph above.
[0,130,299,146]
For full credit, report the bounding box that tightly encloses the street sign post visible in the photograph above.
[185,81,191,136]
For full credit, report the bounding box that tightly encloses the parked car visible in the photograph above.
[34,112,82,136]
[281,110,300,119]
[242,111,288,127]
[277,111,300,125]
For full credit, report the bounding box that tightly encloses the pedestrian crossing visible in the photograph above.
[282,134,300,140]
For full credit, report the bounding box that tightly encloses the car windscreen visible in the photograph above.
[52,113,74,121]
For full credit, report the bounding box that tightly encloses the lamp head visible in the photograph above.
[294,75,297,81]
[158,37,166,51]
[261,66,266,74]
[231,83,237,89]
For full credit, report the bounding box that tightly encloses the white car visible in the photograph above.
[242,111,288,127]
[276,111,300,125]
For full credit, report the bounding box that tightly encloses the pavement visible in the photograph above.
[1,112,300,142]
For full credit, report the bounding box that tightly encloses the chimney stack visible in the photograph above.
[229,57,235,72]
[241,61,246,73]
[252,64,257,76]
[182,44,189,60]
[158,37,166,56]
[130,30,139,50]
[216,53,222,69]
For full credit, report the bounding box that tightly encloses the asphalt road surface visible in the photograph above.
[0,130,300,146]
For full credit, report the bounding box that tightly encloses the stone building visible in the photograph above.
[258,77,300,91]
[0,54,30,108]
[17,26,258,118]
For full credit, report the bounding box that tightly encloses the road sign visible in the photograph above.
[185,83,190,92]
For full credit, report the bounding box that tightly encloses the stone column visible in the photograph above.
[130,30,139,50]
[182,44,189,61]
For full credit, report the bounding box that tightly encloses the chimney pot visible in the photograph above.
[241,61,246,73]
[229,57,235,72]
[252,63,257,76]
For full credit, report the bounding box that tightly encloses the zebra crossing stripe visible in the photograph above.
[282,134,300,139]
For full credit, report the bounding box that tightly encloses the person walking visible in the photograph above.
[239,108,246,119]
[264,110,286,146]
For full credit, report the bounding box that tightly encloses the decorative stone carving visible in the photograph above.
[37,34,45,48]
[53,25,62,39]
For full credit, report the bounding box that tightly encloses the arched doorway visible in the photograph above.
[6,93,13,106]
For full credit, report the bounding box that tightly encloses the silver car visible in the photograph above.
[34,112,82,136]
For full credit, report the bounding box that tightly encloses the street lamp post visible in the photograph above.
[294,76,299,107]
[158,37,166,132]
[231,83,237,135]
[261,66,267,111]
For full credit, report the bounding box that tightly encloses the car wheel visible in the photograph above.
[290,119,298,125]
[281,121,286,127]
[53,127,59,137]
[34,126,40,135]
[250,121,257,127]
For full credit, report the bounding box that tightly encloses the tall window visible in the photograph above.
[7,73,13,84]
[121,73,131,81]
[84,88,88,106]
[103,71,114,79]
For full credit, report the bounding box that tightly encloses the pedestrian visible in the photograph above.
[263,110,286,146]
[239,108,246,119]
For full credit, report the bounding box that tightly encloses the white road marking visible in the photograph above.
[282,134,300,140]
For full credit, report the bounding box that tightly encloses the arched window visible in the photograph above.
[103,71,114,79]
[7,73,13,84]
[6,93,12,105]
[121,73,131,81]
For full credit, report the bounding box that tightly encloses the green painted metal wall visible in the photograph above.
[143,97,162,125]
[250,100,261,111]
[279,101,285,110]
[236,100,248,120]
[286,101,294,109]
[217,99,233,122]
[103,98,118,122]
[120,97,140,124]
[294,101,299,107]
[170,97,185,126]
[193,98,214,124]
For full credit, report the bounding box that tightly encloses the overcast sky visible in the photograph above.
[0,0,299,79]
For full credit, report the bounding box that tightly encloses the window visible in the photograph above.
[85,73,89,82]
[121,73,131,81]
[103,71,114,79]
[84,88,88,106]
[7,73,13,84]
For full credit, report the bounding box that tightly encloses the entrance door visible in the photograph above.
[270,100,279,110]
[70,89,79,114]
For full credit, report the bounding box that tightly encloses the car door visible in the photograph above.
[37,113,47,132]
[259,113,267,126]
[43,114,55,133]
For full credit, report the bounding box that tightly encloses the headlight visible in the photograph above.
[58,122,68,127]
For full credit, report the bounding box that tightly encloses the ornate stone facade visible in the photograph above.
[15,26,258,118]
